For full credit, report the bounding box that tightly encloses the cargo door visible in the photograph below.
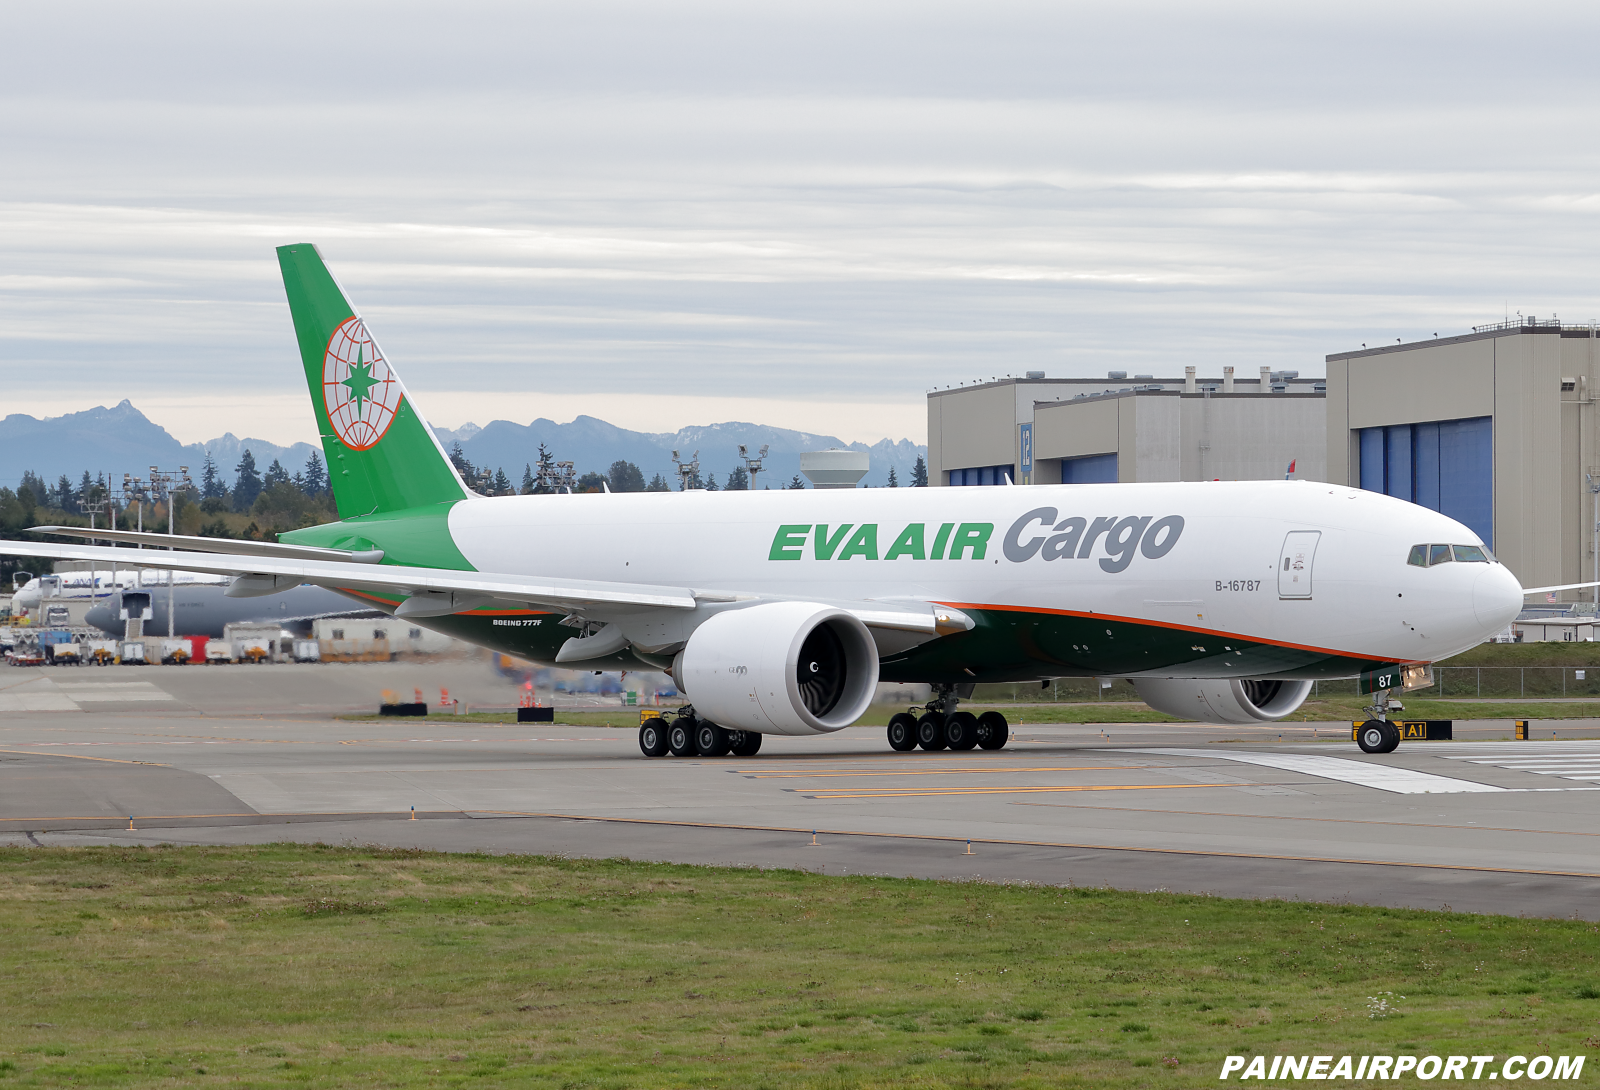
[1278,531,1320,598]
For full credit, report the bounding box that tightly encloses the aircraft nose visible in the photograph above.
[84,601,115,634]
[1473,564,1523,632]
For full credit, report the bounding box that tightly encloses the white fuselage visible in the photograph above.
[440,479,1523,675]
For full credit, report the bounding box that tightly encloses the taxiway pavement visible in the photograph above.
[3,666,1599,918]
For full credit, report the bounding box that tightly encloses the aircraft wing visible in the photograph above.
[0,539,697,613]
[0,538,965,633]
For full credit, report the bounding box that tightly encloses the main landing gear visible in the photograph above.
[639,707,762,759]
[1355,686,1401,754]
[886,684,1009,754]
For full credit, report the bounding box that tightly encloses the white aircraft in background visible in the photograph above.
[2,245,1533,759]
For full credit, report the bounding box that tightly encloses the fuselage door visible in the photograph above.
[1278,530,1320,598]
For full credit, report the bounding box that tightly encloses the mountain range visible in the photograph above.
[1,401,925,493]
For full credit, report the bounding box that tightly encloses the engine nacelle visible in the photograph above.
[1132,678,1314,724]
[675,601,879,736]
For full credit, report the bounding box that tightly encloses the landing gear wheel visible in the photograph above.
[1356,719,1399,754]
[945,711,980,750]
[887,713,918,752]
[696,723,732,757]
[976,711,1010,751]
[639,719,669,757]
[916,712,947,751]
[729,730,763,757]
[668,721,698,757]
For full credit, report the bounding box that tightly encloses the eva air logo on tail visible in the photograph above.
[322,317,403,450]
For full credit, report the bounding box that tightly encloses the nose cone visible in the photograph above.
[84,599,116,635]
[1473,564,1523,633]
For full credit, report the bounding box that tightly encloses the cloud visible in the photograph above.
[2,1,1599,449]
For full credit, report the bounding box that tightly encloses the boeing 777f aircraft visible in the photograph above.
[1,245,1532,758]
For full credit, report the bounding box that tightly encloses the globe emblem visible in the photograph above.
[322,317,403,450]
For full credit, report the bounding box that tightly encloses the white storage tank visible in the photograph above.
[799,449,869,489]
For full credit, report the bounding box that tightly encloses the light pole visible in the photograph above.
[738,444,769,490]
[671,449,699,492]
[82,493,107,600]
[147,465,193,638]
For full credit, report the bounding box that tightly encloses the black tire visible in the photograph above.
[696,722,732,757]
[1357,720,1399,754]
[916,712,947,751]
[945,711,980,750]
[976,711,1010,751]
[639,719,669,757]
[668,721,698,757]
[887,713,918,752]
[729,730,763,757]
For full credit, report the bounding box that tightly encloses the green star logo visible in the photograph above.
[341,346,379,417]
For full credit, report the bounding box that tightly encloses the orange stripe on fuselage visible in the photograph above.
[932,600,1423,666]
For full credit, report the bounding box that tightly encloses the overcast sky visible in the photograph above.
[4,0,1598,446]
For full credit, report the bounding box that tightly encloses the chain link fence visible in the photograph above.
[978,669,1600,704]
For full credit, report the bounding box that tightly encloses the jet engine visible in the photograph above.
[674,601,879,736]
[1132,678,1314,724]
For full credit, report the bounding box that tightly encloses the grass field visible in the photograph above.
[3,846,1599,1088]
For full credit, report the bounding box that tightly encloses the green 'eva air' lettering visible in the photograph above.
[884,523,925,560]
[766,522,992,561]
[813,524,854,560]
[837,524,878,560]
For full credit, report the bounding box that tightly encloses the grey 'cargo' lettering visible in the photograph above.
[1001,509,1185,570]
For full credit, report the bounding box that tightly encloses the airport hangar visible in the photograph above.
[926,318,1600,602]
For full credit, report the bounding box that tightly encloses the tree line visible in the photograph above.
[2,447,930,582]
[450,442,929,494]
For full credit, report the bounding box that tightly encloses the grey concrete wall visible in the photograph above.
[1030,392,1325,484]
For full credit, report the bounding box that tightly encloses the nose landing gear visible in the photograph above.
[1355,686,1402,754]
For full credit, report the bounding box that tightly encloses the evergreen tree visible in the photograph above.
[17,472,46,508]
[55,474,75,512]
[79,471,95,507]
[263,459,290,488]
[887,466,899,488]
[911,455,929,487]
[703,473,719,492]
[646,473,670,492]
[576,471,607,493]
[726,465,749,490]
[200,453,226,499]
[492,468,512,495]
[232,450,263,512]
[607,460,646,492]
[532,444,556,494]
[302,451,328,496]
[521,463,536,494]
[449,441,474,479]
[786,475,807,489]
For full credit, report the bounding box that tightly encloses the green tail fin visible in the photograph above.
[277,243,469,518]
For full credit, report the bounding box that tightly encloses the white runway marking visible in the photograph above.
[1442,751,1600,782]
[1134,749,1506,794]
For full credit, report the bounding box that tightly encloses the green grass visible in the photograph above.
[3,846,1600,1087]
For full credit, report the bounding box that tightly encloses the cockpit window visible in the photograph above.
[1408,543,1493,566]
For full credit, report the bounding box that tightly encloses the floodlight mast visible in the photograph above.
[671,449,700,492]
[739,444,769,490]
[147,465,193,638]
